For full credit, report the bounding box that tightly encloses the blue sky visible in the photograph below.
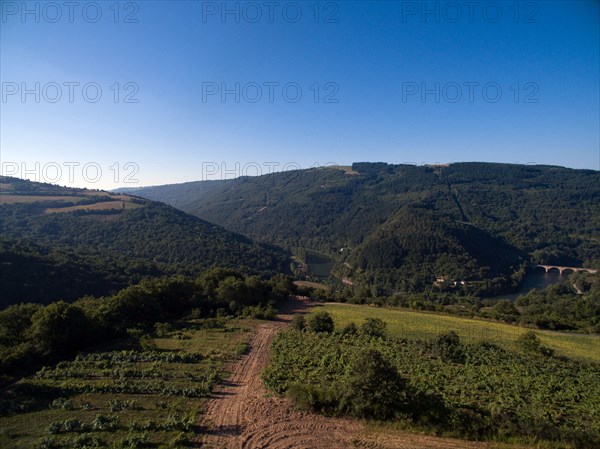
[1,0,598,188]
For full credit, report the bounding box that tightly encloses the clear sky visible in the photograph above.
[1,0,598,189]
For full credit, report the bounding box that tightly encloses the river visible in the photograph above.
[494,270,569,301]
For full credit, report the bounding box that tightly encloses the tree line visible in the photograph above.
[0,269,296,383]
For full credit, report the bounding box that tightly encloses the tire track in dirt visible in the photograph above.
[198,297,527,449]
[199,297,361,449]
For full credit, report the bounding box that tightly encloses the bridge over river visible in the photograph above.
[532,265,598,275]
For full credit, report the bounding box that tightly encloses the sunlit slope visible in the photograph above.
[319,303,600,362]
[0,176,290,307]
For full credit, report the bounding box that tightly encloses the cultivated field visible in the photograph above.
[293,280,331,291]
[0,318,256,449]
[44,200,143,214]
[0,195,87,205]
[318,303,600,362]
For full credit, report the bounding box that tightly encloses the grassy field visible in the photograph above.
[336,165,360,175]
[293,281,331,291]
[317,303,600,362]
[44,200,143,214]
[0,318,257,449]
[268,305,600,447]
[0,195,86,204]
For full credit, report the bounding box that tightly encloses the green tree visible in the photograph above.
[431,331,464,363]
[216,276,248,312]
[490,300,520,323]
[0,303,43,347]
[27,301,91,355]
[342,349,407,419]
[307,311,334,333]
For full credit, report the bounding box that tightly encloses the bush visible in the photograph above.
[341,349,408,419]
[154,322,173,337]
[120,433,147,449]
[234,342,251,356]
[431,331,465,363]
[108,399,138,412]
[62,418,83,432]
[46,422,61,435]
[49,397,73,410]
[34,436,57,449]
[360,318,387,338]
[290,315,306,331]
[340,322,358,336]
[516,331,554,356]
[307,311,334,333]
[72,434,102,448]
[139,334,157,351]
[91,414,119,431]
[170,431,191,447]
[286,383,341,414]
[26,302,92,356]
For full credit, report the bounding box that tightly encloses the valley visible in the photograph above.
[1,164,599,449]
[3,2,598,447]
[118,163,600,297]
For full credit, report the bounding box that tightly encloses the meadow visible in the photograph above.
[0,318,256,449]
[319,303,600,362]
[263,303,600,448]
[0,195,87,205]
[44,200,144,214]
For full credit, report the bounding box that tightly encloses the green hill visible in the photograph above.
[117,163,600,294]
[0,177,290,307]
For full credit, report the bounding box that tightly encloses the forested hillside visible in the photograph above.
[118,163,600,294]
[0,177,290,308]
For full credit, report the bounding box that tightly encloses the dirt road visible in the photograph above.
[198,298,524,449]
[200,297,359,449]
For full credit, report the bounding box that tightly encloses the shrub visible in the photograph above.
[360,318,387,338]
[62,418,83,432]
[34,436,57,449]
[120,433,147,449]
[72,434,102,448]
[307,311,334,333]
[340,349,408,419]
[108,399,139,412]
[516,331,554,356]
[339,322,358,336]
[49,397,74,410]
[234,342,250,356]
[139,334,157,351]
[163,413,194,431]
[154,322,173,337]
[431,331,465,363]
[290,315,306,331]
[170,431,191,447]
[286,383,341,414]
[46,422,61,435]
[91,414,119,431]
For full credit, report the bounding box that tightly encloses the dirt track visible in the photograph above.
[198,298,522,449]
[199,298,360,449]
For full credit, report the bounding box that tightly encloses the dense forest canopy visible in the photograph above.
[118,163,600,294]
[0,177,290,308]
